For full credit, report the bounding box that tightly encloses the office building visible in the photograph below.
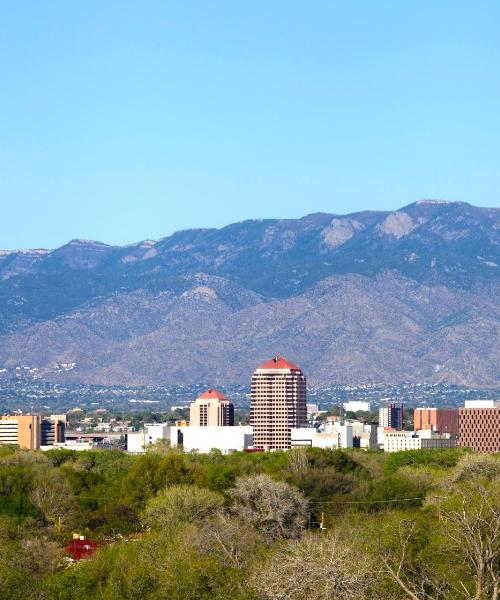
[414,407,458,435]
[458,400,500,453]
[0,415,41,449]
[250,355,307,450]
[0,414,66,450]
[379,402,403,430]
[189,389,234,426]
[41,415,66,445]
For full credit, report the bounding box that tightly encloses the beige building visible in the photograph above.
[250,355,307,450]
[0,414,66,449]
[189,389,234,426]
[0,415,41,449]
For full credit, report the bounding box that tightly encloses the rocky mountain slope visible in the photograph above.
[0,200,498,386]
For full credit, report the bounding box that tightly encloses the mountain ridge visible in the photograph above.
[0,200,498,386]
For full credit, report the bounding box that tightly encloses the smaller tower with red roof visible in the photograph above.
[190,388,234,426]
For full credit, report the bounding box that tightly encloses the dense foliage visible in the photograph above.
[0,443,499,599]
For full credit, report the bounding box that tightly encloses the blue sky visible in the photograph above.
[1,1,499,249]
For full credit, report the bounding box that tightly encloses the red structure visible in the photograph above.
[198,389,228,400]
[66,536,97,560]
[414,408,459,435]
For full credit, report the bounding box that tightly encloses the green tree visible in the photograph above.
[141,484,224,532]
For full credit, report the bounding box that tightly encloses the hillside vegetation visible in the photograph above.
[1,444,499,599]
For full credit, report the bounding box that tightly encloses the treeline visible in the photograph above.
[0,443,499,599]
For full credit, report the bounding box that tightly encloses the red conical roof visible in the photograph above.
[258,355,301,371]
[198,388,228,400]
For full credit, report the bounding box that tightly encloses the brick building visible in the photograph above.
[458,401,500,453]
[414,407,459,435]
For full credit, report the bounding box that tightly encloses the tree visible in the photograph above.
[29,469,77,534]
[229,474,308,543]
[193,513,264,569]
[434,480,500,600]
[250,531,374,600]
[141,484,224,532]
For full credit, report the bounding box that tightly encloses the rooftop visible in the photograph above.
[198,389,228,400]
[258,355,301,371]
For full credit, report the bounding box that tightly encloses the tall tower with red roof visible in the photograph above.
[250,355,307,450]
[190,388,234,426]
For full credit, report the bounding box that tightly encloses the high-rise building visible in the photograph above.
[379,402,403,430]
[250,355,307,450]
[458,400,500,453]
[414,407,458,435]
[189,389,234,426]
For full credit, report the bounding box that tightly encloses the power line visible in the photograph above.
[309,496,423,505]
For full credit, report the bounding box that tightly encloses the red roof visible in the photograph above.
[258,355,301,370]
[198,388,228,400]
[66,538,97,560]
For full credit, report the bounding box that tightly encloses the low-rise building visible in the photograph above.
[0,414,65,449]
[291,423,353,449]
[127,423,253,454]
[384,429,456,453]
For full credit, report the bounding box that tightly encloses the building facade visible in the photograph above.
[189,389,234,426]
[0,415,41,449]
[384,429,456,453]
[379,402,403,430]
[458,401,500,453]
[0,414,66,449]
[127,424,253,454]
[414,407,458,434]
[250,355,307,450]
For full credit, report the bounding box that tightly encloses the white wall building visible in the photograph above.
[127,424,253,454]
[464,400,500,409]
[172,425,253,453]
[291,424,353,449]
[127,422,360,454]
[384,429,456,453]
[343,401,371,412]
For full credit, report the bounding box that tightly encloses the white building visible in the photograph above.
[464,400,500,409]
[40,441,94,452]
[172,425,253,453]
[291,424,353,449]
[384,429,456,453]
[127,423,170,453]
[349,421,378,450]
[343,401,371,412]
[127,424,253,454]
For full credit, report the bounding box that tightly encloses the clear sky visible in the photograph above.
[1,1,499,249]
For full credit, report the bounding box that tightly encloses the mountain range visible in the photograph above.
[0,200,498,387]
